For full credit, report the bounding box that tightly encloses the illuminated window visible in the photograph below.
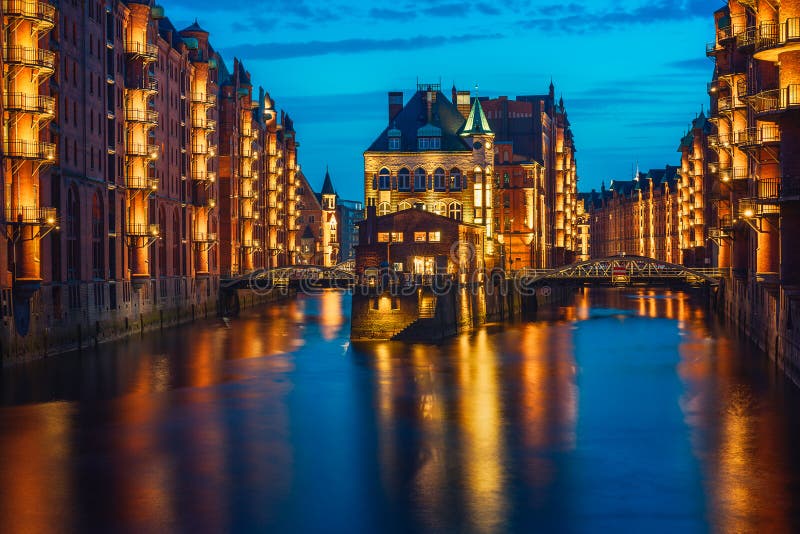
[378,232,390,242]
[414,232,427,242]
[448,202,462,221]
[378,202,391,216]
[450,168,462,191]
[431,201,446,216]
[428,231,441,242]
[414,168,427,191]
[398,201,412,211]
[398,168,410,191]
[391,232,404,242]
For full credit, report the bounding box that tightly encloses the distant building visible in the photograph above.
[337,199,364,261]
[295,172,323,265]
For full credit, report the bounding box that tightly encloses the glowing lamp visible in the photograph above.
[744,208,754,218]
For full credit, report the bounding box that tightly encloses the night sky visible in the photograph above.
[162,0,722,200]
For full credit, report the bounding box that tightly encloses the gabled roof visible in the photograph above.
[181,19,208,34]
[359,206,484,229]
[366,91,471,153]
[460,98,492,136]
[301,226,316,239]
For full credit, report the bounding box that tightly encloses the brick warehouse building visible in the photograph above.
[0,1,301,355]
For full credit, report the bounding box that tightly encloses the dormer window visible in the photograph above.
[418,137,441,150]
[388,126,401,151]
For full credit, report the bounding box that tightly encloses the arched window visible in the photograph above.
[397,168,410,191]
[414,168,427,191]
[434,168,446,191]
[91,191,104,279]
[398,201,412,211]
[378,202,391,216]
[450,168,462,191]
[448,201,462,221]
[172,211,181,276]
[431,201,446,216]
[378,168,391,190]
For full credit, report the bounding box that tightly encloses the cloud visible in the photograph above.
[222,32,503,60]
[368,7,417,21]
[476,2,501,15]
[666,57,713,71]
[521,0,718,33]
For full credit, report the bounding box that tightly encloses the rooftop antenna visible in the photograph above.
[634,160,640,181]
[474,83,479,97]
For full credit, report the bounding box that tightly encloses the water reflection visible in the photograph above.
[0,289,799,532]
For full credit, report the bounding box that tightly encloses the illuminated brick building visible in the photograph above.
[705,0,800,365]
[363,83,498,266]
[0,1,302,353]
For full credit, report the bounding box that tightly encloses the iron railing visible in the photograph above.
[125,108,159,124]
[124,41,158,60]
[1,0,56,26]
[4,206,57,225]
[2,92,55,115]
[2,45,55,71]
[3,140,56,160]
[126,142,159,159]
[127,223,160,237]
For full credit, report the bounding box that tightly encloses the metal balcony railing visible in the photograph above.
[735,126,781,147]
[192,118,216,131]
[125,108,159,124]
[127,223,160,237]
[750,85,800,114]
[707,133,733,148]
[3,140,56,161]
[240,190,256,199]
[126,176,158,190]
[191,171,216,182]
[755,177,781,201]
[4,206,57,226]
[193,232,217,243]
[755,18,800,53]
[125,41,158,60]
[129,76,159,93]
[2,46,55,71]
[2,92,55,116]
[736,26,757,48]
[716,167,748,182]
[241,239,261,249]
[126,142,159,159]
[190,92,217,106]
[1,1,57,27]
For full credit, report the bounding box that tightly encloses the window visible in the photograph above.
[448,201,462,221]
[391,232,404,242]
[431,202,446,216]
[389,137,400,150]
[398,201,412,211]
[378,202,391,216]
[451,168,462,191]
[418,137,429,150]
[398,168,410,191]
[428,231,441,242]
[379,168,391,190]
[434,168,446,191]
[414,168,427,191]
[378,232,390,243]
[414,232,427,242]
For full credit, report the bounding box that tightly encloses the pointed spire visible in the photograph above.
[460,97,492,136]
[549,78,555,96]
[321,167,336,196]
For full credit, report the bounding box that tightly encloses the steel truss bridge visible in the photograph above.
[516,256,725,287]
[221,260,356,291]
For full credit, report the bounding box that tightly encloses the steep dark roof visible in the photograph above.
[301,226,315,239]
[321,169,336,195]
[459,98,492,136]
[610,180,638,197]
[366,91,471,153]
[181,19,208,34]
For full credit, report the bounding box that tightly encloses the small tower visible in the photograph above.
[321,167,337,211]
[460,98,496,239]
[320,168,339,266]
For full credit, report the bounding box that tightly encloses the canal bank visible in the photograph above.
[0,286,291,366]
[716,276,800,388]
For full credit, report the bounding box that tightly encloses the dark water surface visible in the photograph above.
[1,289,799,533]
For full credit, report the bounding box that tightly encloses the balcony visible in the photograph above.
[129,76,159,93]
[127,223,160,237]
[2,92,55,117]
[125,41,158,61]
[191,170,216,182]
[717,94,745,113]
[125,108,159,125]
[126,176,159,191]
[3,140,56,161]
[193,232,217,243]
[738,198,779,219]
[192,118,216,131]
[190,92,217,106]
[4,206,57,226]
[192,144,216,156]
[707,133,733,149]
[716,167,747,182]
[240,190,257,200]
[755,177,781,202]
[735,126,780,148]
[2,46,55,73]
[241,239,261,249]
[126,142,159,159]
[240,209,258,220]
[1,1,56,30]
[749,85,800,117]
[754,18,800,61]
[736,26,757,49]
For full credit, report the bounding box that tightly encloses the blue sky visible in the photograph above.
[163,0,722,199]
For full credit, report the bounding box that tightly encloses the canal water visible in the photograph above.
[1,289,799,533]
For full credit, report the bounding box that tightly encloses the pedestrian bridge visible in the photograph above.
[221,260,356,291]
[516,256,725,287]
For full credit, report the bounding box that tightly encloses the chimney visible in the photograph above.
[388,92,403,122]
[456,90,471,119]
